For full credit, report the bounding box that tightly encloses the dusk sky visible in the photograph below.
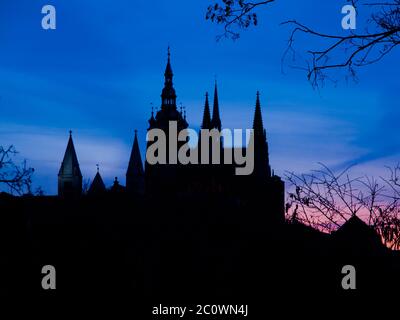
[0,0,399,194]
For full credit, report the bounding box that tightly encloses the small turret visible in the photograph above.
[88,165,106,195]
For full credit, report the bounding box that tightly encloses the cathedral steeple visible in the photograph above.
[58,131,82,197]
[201,92,212,129]
[126,130,144,194]
[253,91,264,134]
[161,46,177,110]
[252,91,271,178]
[144,49,189,194]
[211,81,221,131]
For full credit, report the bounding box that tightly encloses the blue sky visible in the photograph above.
[0,0,399,194]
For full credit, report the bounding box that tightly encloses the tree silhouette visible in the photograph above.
[206,0,400,87]
[286,163,400,249]
[0,145,34,195]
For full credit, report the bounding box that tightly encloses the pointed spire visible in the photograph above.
[131,130,143,172]
[164,46,173,84]
[128,130,144,175]
[253,91,264,133]
[161,46,177,110]
[201,92,212,129]
[252,91,271,179]
[58,131,82,197]
[58,131,82,178]
[211,80,221,131]
[126,130,145,194]
[88,166,106,195]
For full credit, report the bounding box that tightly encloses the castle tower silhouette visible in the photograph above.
[57,49,285,223]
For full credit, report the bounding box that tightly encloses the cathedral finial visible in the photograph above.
[69,130,72,137]
[96,164,99,173]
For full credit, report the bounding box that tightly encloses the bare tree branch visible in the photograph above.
[285,164,400,250]
[206,0,400,87]
[206,0,275,40]
[0,145,34,195]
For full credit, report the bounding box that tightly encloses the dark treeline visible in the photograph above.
[1,191,399,314]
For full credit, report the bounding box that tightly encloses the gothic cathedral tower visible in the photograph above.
[145,48,188,194]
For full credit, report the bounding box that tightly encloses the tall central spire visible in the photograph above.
[165,46,173,84]
[161,46,177,110]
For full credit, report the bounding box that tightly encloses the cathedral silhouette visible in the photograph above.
[4,51,399,308]
[57,49,285,223]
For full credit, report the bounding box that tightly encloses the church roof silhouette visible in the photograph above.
[88,166,106,195]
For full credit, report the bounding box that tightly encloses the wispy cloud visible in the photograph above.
[0,123,131,194]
